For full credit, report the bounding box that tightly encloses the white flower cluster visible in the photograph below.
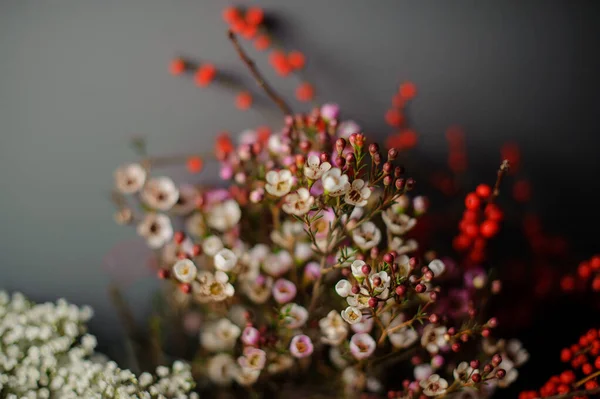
[0,291,198,399]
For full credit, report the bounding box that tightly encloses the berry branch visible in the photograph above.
[228,30,294,117]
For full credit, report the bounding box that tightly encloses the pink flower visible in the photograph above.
[289,334,314,358]
[349,333,376,360]
[304,262,321,281]
[241,326,260,346]
[238,347,267,371]
[320,103,340,121]
[272,278,297,304]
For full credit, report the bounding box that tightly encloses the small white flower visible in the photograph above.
[506,339,529,366]
[241,276,273,304]
[453,362,479,382]
[304,154,332,180]
[282,188,315,216]
[351,260,368,279]
[172,184,199,215]
[194,271,235,302]
[185,212,206,238]
[389,237,419,255]
[322,168,351,196]
[349,333,376,360]
[344,179,371,207]
[346,288,372,309]
[382,204,417,235]
[415,364,433,381]
[207,199,241,232]
[352,222,382,251]
[330,347,350,369]
[238,347,267,371]
[280,303,308,329]
[207,354,235,386]
[137,213,173,248]
[141,176,179,211]
[270,220,305,248]
[262,250,293,277]
[114,163,146,194]
[214,248,238,272]
[428,259,445,277]
[172,259,197,283]
[420,374,448,396]
[369,271,391,297]
[319,310,348,346]
[267,354,294,375]
[341,306,362,325]
[201,319,241,352]
[232,366,261,386]
[202,235,224,257]
[351,314,375,334]
[389,327,418,349]
[421,324,448,354]
[265,170,294,197]
[335,279,353,297]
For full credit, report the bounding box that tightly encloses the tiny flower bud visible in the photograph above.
[491,280,502,294]
[383,175,392,186]
[383,253,395,264]
[492,354,502,367]
[483,364,493,374]
[429,314,439,323]
[284,115,294,126]
[179,283,191,294]
[345,152,355,164]
[395,285,406,296]
[487,317,498,328]
[174,231,185,244]
[157,269,170,279]
[341,268,351,277]
[460,334,469,343]
[447,328,456,335]
[415,283,426,293]
[409,257,418,268]
[424,271,434,281]
[192,245,202,257]
[373,276,382,287]
[471,373,482,383]
[382,162,393,175]
[470,360,480,369]
[370,247,379,259]
[481,328,491,337]
[395,178,406,190]
[349,133,357,145]
[252,142,262,155]
[496,369,506,379]
[395,165,405,177]
[336,138,347,153]
[299,140,311,153]
[335,157,346,168]
[452,343,461,352]
[372,152,382,165]
[369,143,379,155]
[351,285,361,295]
[368,297,378,308]
[320,152,330,163]
[295,154,305,167]
[388,148,398,160]
[361,265,372,275]
[289,164,298,174]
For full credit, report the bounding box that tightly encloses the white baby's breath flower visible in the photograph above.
[265,170,294,197]
[335,279,353,297]
[172,259,197,283]
[322,168,350,196]
[141,176,179,211]
[352,222,382,251]
[420,374,448,396]
[319,310,348,346]
[350,260,368,280]
[344,179,371,207]
[428,259,445,277]
[202,235,224,257]
[114,163,146,194]
[137,213,173,248]
[207,199,241,232]
[304,154,332,180]
[341,306,362,325]
[262,250,293,277]
[282,188,314,216]
[214,248,238,272]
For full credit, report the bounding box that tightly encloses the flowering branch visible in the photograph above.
[228,30,293,117]
[489,159,510,204]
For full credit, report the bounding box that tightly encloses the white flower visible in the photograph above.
[319,310,348,346]
[281,303,308,329]
[369,271,391,297]
[351,314,375,334]
[232,366,261,386]
[214,248,238,272]
[453,362,479,382]
[421,325,448,354]
[304,154,332,180]
[341,306,362,325]
[322,168,350,196]
[389,237,419,255]
[262,250,293,277]
[185,212,206,238]
[382,204,417,235]
[207,354,235,386]
[420,374,448,396]
[389,326,418,349]
[346,288,372,309]
[114,163,146,194]
[172,184,199,215]
[428,259,445,277]
[335,279,353,297]
[344,179,371,207]
[350,260,368,279]
[141,176,179,211]
[206,199,241,232]
[506,339,529,367]
[267,354,294,375]
[201,319,241,352]
[415,364,433,381]
[349,333,376,360]
[194,271,235,302]
[495,357,518,388]
[172,259,197,283]
[238,347,267,371]
[352,222,382,251]
[137,213,173,248]
[202,235,224,256]
[241,276,273,304]
[270,220,305,248]
[330,347,350,369]
[282,188,314,216]
[265,170,294,197]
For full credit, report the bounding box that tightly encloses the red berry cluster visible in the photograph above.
[453,184,504,263]
[223,6,266,41]
[560,255,600,293]
[385,82,418,151]
[520,329,600,399]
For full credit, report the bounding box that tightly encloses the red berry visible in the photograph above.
[194,64,217,87]
[592,277,600,292]
[582,363,593,375]
[453,235,472,251]
[186,156,203,173]
[192,245,202,257]
[245,7,264,26]
[560,275,576,292]
[556,384,570,394]
[288,51,306,70]
[296,82,315,102]
[591,255,600,270]
[385,109,404,127]
[241,24,258,40]
[485,204,504,222]
[169,58,186,75]
[399,82,417,99]
[222,6,241,24]
[480,220,499,238]
[254,34,271,51]
[465,193,481,210]
[585,380,599,390]
[560,370,575,384]
[463,210,479,223]
[157,269,169,279]
[269,50,291,76]
[235,91,253,110]
[465,223,480,238]
[476,184,492,199]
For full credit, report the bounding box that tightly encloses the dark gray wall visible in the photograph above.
[1,0,599,343]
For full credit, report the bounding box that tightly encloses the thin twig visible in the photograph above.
[228,30,293,117]
[489,159,510,204]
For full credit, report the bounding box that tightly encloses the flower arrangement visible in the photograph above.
[0,291,197,399]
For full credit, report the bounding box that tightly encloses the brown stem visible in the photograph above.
[308,255,327,314]
[228,30,293,117]
[574,369,600,388]
[488,159,510,204]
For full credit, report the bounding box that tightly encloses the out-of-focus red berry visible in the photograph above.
[453,235,471,251]
[215,132,234,159]
[399,81,417,99]
[476,184,492,199]
[245,7,265,26]
[222,6,241,24]
[296,82,315,102]
[269,50,292,76]
[187,156,203,174]
[288,51,306,70]
[235,91,253,110]
[385,109,404,127]
[480,220,499,238]
[560,275,576,292]
[169,58,186,75]
[465,193,481,210]
[513,179,532,202]
[254,34,271,51]
[241,24,258,40]
[194,64,217,87]
[560,348,572,362]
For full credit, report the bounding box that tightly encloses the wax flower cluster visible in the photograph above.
[0,291,197,399]
[111,104,527,398]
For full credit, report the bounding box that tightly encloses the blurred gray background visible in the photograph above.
[1,0,599,349]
